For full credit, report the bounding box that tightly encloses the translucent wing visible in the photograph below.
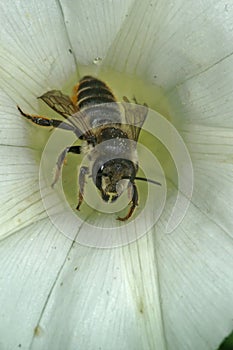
[70,101,123,141]
[69,110,96,140]
[122,97,148,141]
[39,90,94,139]
[38,90,78,118]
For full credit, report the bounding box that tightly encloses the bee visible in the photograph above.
[18,76,161,221]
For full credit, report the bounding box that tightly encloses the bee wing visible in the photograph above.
[39,90,94,139]
[69,110,96,140]
[122,100,148,141]
[38,90,78,118]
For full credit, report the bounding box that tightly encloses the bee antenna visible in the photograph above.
[134,177,161,186]
[122,176,161,186]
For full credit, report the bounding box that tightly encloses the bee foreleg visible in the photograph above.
[17,106,75,131]
[76,166,89,211]
[117,182,138,221]
[51,146,82,188]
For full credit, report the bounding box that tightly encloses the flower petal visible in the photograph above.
[167,54,233,236]
[105,0,233,88]
[27,231,166,350]
[0,0,76,105]
[169,54,233,128]
[182,124,233,236]
[157,196,233,350]
[0,91,48,239]
[59,0,135,65]
[0,219,73,349]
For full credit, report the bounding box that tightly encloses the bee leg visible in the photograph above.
[17,106,75,131]
[117,183,138,221]
[132,96,138,104]
[51,146,82,188]
[76,166,89,211]
[123,96,130,103]
[123,96,147,107]
[123,95,138,104]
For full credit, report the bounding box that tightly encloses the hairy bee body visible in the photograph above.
[74,76,122,129]
[18,75,154,221]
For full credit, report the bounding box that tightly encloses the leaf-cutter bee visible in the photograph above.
[18,76,161,221]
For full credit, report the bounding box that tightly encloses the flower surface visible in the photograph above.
[0,1,233,350]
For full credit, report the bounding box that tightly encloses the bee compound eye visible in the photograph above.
[95,169,102,189]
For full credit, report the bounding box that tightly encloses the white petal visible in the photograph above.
[0,0,76,106]
[59,0,134,65]
[0,219,73,349]
[105,0,233,88]
[0,91,47,239]
[182,124,233,236]
[168,54,233,127]
[165,49,233,236]
[157,194,233,350]
[27,231,166,350]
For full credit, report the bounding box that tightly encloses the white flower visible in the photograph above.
[1,1,233,350]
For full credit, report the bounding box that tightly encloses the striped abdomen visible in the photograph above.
[74,76,122,128]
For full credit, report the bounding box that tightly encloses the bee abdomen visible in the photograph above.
[76,76,122,127]
[77,76,116,110]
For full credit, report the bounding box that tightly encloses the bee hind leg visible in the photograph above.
[17,106,75,131]
[117,182,138,221]
[51,146,82,188]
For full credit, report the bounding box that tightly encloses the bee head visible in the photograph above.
[93,158,137,203]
